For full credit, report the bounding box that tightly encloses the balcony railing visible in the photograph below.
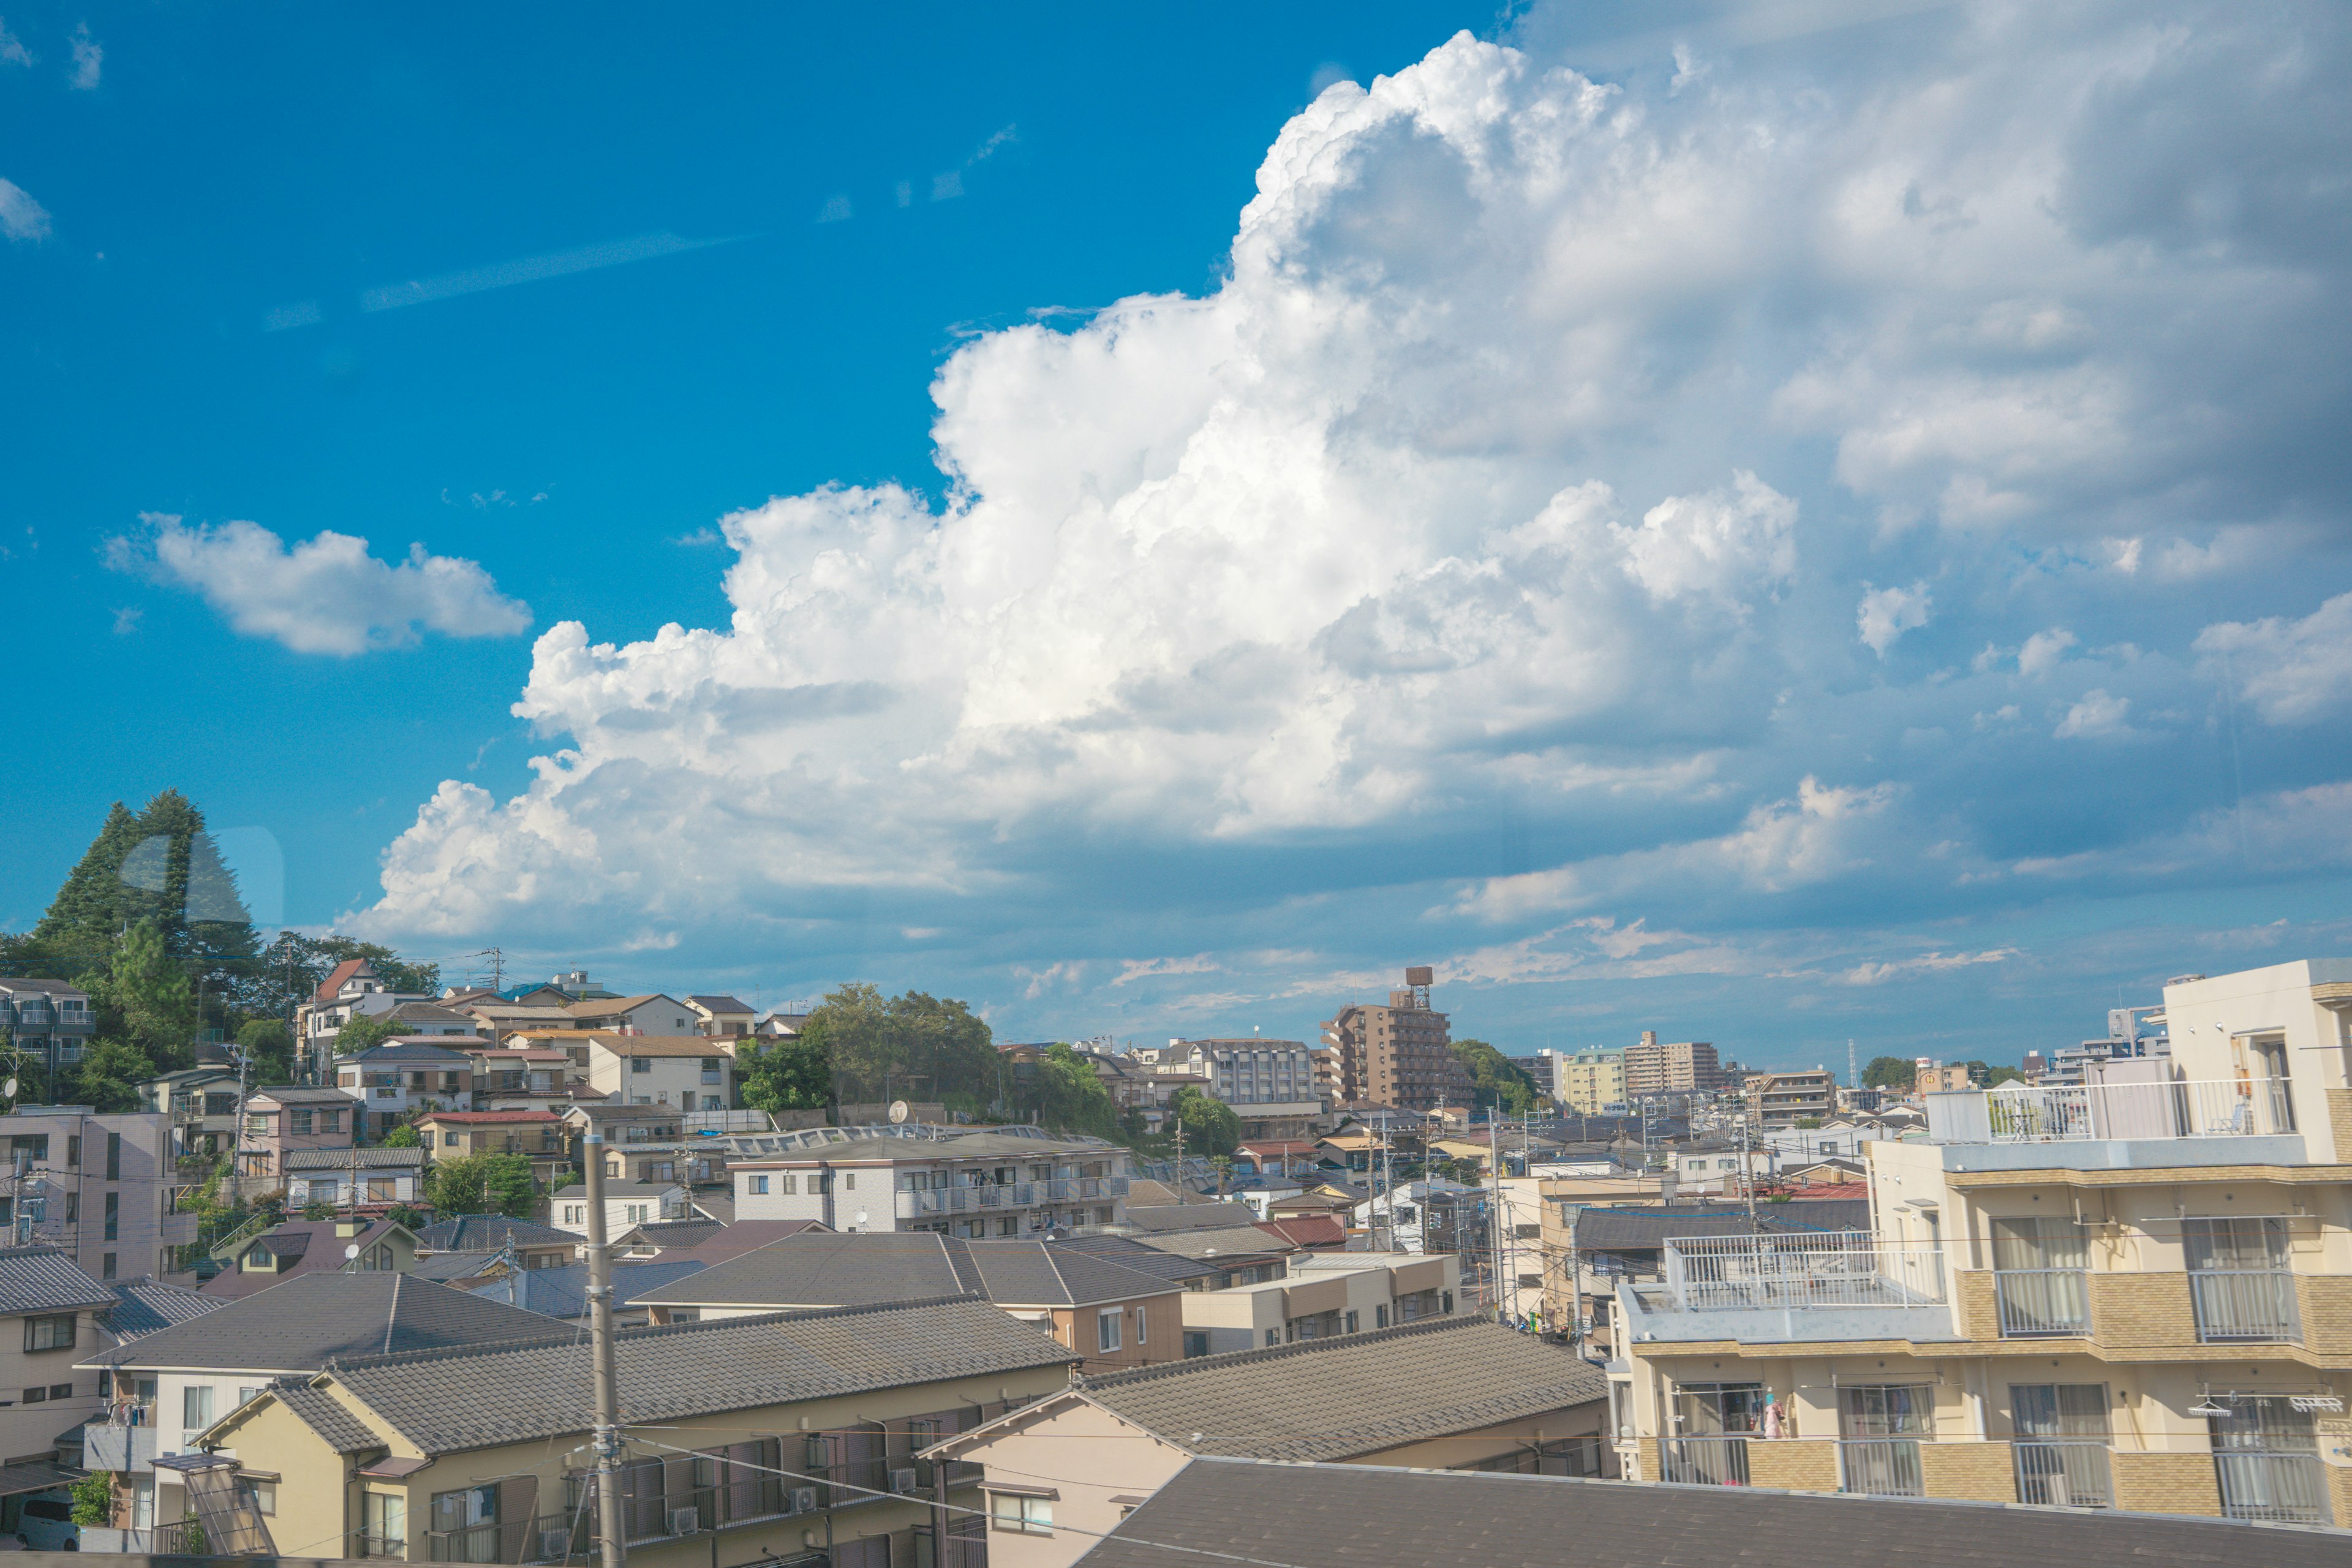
[1995,1268,2090,1337]
[2190,1270,2301,1343]
[1928,1077,2295,1145]
[1662,1231,1947,1311]
[2014,1441,2113,1508]
[2215,1452,2329,1524]
[1838,1439,1924,1496]
[1660,1435,1749,1486]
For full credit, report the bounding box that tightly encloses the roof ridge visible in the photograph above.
[1080,1313,1483,1388]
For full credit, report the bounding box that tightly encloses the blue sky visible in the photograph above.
[5,1,2350,1068]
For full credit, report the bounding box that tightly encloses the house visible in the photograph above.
[582,1034,736,1112]
[927,1315,1610,1568]
[558,1101,687,1144]
[0,1106,200,1284]
[455,1258,707,1324]
[136,1067,243,1161]
[282,1147,428,1212]
[459,1046,581,1110]
[1074,1455,2352,1568]
[296,959,432,1080]
[1350,1176,1480,1253]
[567,992,701,1035]
[1172,1251,1463,1356]
[412,1214,579,1271]
[551,1181,689,1238]
[1251,1215,1346,1250]
[77,1272,562,1550]
[635,1231,1187,1372]
[729,1129,1133,1238]
[658,1218,830,1265]
[684,995,756,1038]
[236,1086,356,1187]
[450,1000,579,1040]
[197,1218,420,1301]
[197,1295,1080,1565]
[0,1246,118,1466]
[333,1039,477,1140]
[411,1110,568,1185]
[1613,959,2352,1525]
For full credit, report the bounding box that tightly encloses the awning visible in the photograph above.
[358,1455,431,1479]
[0,1461,81,1498]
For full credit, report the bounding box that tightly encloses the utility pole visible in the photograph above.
[1741,1114,1757,1223]
[1170,1118,1186,1204]
[1488,1106,1504,1320]
[583,1128,628,1568]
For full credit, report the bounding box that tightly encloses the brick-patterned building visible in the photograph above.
[1613,958,2352,1529]
[1322,967,1476,1113]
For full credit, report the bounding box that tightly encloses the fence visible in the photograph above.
[2190,1270,2301,1343]
[1928,1077,2296,1145]
[1838,1439,1923,1497]
[1660,1436,1749,1486]
[1994,1268,2090,1337]
[1663,1231,1947,1311]
[2014,1441,2113,1508]
[2214,1452,2329,1524]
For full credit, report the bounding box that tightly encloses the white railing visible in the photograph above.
[2015,1441,2113,1507]
[1995,1269,2090,1337]
[1663,1231,1947,1311]
[1660,1436,1749,1486]
[2190,1270,2301,1343]
[1927,1077,2296,1145]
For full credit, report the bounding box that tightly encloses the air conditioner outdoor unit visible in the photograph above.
[540,1528,573,1559]
[667,1508,700,1536]
[789,1488,818,1515]
[889,1469,919,1494]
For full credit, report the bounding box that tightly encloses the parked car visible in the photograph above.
[12,1496,77,1550]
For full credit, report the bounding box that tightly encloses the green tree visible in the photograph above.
[69,1471,112,1527]
[30,801,148,970]
[333,1012,421,1056]
[237,1019,296,1085]
[739,1032,833,1114]
[72,1037,157,1114]
[1169,1085,1240,1156]
[802,983,996,1105]
[381,1123,422,1148]
[1023,1045,1118,1137]
[427,1152,538,1218]
[1450,1039,1542,1115]
[88,919,196,1074]
[1862,1055,1915,1090]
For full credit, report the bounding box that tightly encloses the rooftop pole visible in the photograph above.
[584,1128,628,1568]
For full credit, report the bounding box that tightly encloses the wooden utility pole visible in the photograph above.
[584,1128,627,1568]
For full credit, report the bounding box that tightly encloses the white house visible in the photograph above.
[551,1182,688,1237]
[582,1035,735,1111]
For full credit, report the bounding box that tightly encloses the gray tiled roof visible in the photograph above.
[1046,1236,1224,1284]
[617,1218,723,1251]
[1120,1203,1261,1235]
[285,1147,425,1170]
[1072,1317,1607,1462]
[407,1251,505,1283]
[0,1245,118,1315]
[415,1215,578,1251]
[270,1378,385,1454]
[1076,1457,2352,1568]
[637,1232,1178,1311]
[338,1039,477,1064]
[1125,1225,1292,1261]
[105,1278,227,1341]
[86,1272,569,1371]
[479,1259,707,1319]
[325,1295,1077,1454]
[247,1085,361,1106]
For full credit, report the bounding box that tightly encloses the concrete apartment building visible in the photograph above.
[1324,967,1476,1112]
[1611,958,2352,1527]
[1623,1030,1726,1098]
[1553,1048,1629,1114]
[1175,1251,1464,1354]
[0,980,94,1085]
[1745,1068,1836,1128]
[731,1127,1133,1237]
[0,1107,198,1283]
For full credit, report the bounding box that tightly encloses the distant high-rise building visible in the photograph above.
[1323,967,1476,1112]
[1554,1049,1629,1114]
[1621,1030,1725,1098]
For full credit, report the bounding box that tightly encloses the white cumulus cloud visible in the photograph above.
[1857,581,1932,655]
[0,178,50,243]
[2193,592,2352,725]
[111,514,532,656]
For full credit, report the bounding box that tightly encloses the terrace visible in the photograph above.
[1920,1077,2305,1170]
[1618,1231,1958,1344]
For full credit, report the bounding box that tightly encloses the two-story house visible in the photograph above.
[567,993,700,1035]
[135,1068,243,1162]
[412,1110,569,1187]
[684,995,756,1038]
[584,1035,736,1111]
[333,1040,477,1140]
[1613,958,2352,1527]
[296,960,432,1082]
[0,1246,118,1467]
[729,1128,1133,1238]
[461,1046,582,1110]
[236,1087,355,1189]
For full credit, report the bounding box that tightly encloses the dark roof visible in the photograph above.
[407,1252,506,1283]
[338,1039,476,1064]
[285,1147,424,1170]
[675,1219,832,1265]
[473,1259,708,1319]
[617,1219,723,1251]
[105,1277,227,1341]
[1759,1198,1873,1233]
[1074,1457,2352,1568]
[1126,1225,1293,1261]
[247,1085,359,1106]
[271,1377,385,1454]
[0,1245,118,1314]
[686,995,754,1012]
[1045,1235,1224,1284]
[415,1215,577,1252]
[1059,1317,1606,1463]
[1569,1208,1767,1251]
[636,1231,1180,1311]
[1120,1202,1261,1234]
[89,1272,568,1371]
[322,1295,1077,1454]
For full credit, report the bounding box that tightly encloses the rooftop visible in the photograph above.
[86,1272,566,1371]
[0,1245,119,1316]
[413,1215,578,1252]
[471,1259,708,1319]
[582,1035,733,1057]
[104,1276,226,1341]
[637,1230,1181,1310]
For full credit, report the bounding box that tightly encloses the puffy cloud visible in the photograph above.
[0,178,50,243]
[355,4,2352,1055]
[65,22,96,89]
[111,514,531,656]
[2194,592,2352,725]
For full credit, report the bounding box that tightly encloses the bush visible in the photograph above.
[69,1472,111,1527]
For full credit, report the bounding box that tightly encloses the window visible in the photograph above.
[291,1109,314,1134]
[64,1192,77,1223]
[1265,1329,1280,1347]
[1135,1306,1147,1343]
[1098,1309,1121,1352]
[48,1382,70,1400]
[247,1480,277,1517]
[64,1136,78,1168]
[1344,1310,1358,1333]
[184,1384,216,1430]
[106,1131,121,1180]
[631,1058,652,1073]
[989,1493,1053,1535]
[748,1175,769,1195]
[102,1253,117,1280]
[363,1490,407,1558]
[104,1190,119,1240]
[781,1174,798,1194]
[564,1205,585,1224]
[23,1314,74,1352]
[997,1216,1019,1236]
[21,1387,44,1403]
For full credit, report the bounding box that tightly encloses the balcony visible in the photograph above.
[84,1417,159,1472]
[1924,1079,2303,1169]
[1995,1268,2090,1337]
[1838,1439,1923,1496]
[2190,1270,2301,1343]
[1659,1435,1749,1485]
[2014,1441,2113,1508]
[1622,1231,1956,1344]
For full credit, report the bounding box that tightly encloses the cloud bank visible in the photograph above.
[356,1,2352,1055]
[113,514,532,656]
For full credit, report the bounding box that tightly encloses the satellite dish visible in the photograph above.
[889,1100,910,1125]
[2,1079,17,1100]
[344,1243,361,1261]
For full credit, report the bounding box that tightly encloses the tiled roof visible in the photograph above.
[0,1245,118,1314]
[89,1272,567,1371]
[617,1219,723,1251]
[407,1252,506,1283]
[1254,1216,1346,1248]
[1121,1203,1261,1235]
[585,1036,731,1057]
[567,993,672,1014]
[1077,1457,2352,1568]
[415,1215,578,1251]
[553,1181,681,1198]
[285,1147,425,1171]
[338,1039,475,1064]
[197,1219,417,1301]
[1126,1225,1294,1261]
[1068,1317,1607,1462]
[686,996,753,1013]
[325,1296,1077,1454]
[104,1277,227,1341]
[674,1220,831,1265]
[1046,1236,1224,1284]
[311,959,367,1004]
[639,1232,1181,1311]
[270,1377,386,1454]
[247,1085,357,1106]
[479,1259,708,1319]
[414,1110,562,1125]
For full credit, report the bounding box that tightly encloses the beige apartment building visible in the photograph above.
[1623,1031,1725,1098]
[1323,967,1475,1112]
[1744,1069,1835,1128]
[1613,959,2352,1527]
[1558,1049,1628,1114]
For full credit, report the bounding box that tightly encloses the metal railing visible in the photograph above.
[2190,1270,2301,1343]
[2014,1441,2113,1508]
[1663,1231,1947,1311]
[1995,1269,2090,1337]
[2215,1452,2329,1524]
[1838,1439,1923,1496]
[1928,1077,2296,1145]
[1660,1435,1750,1486]
[425,1513,589,1564]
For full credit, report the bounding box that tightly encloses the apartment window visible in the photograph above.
[998,1216,1019,1236]
[1097,1309,1122,1353]
[1135,1306,1147,1343]
[748,1175,769,1195]
[1265,1329,1280,1348]
[631,1058,652,1074]
[780,1174,797,1194]
[989,1493,1053,1536]
[21,1387,44,1403]
[564,1205,585,1224]
[64,1136,77,1169]
[2184,1216,2299,1343]
[64,1193,77,1223]
[1375,1305,1389,1329]
[105,1131,121,1180]
[431,1485,497,1547]
[102,1252,116,1280]
[104,1190,119,1241]
[1344,1310,1359,1333]
[23,1314,74,1352]
[2011,1384,2113,1509]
